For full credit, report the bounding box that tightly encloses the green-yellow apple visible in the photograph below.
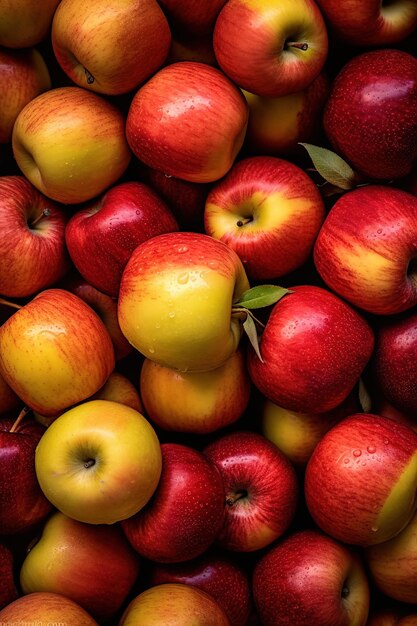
[204,156,326,281]
[119,583,231,626]
[35,399,162,524]
[213,0,329,97]
[139,348,251,434]
[0,289,115,416]
[0,592,98,626]
[20,511,140,622]
[305,413,417,546]
[0,47,50,144]
[12,86,131,204]
[0,0,61,48]
[51,0,171,95]
[118,231,250,372]
[126,61,248,183]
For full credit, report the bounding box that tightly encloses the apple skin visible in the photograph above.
[119,583,230,626]
[35,399,162,525]
[65,181,179,298]
[139,348,251,434]
[0,0,61,48]
[204,156,325,281]
[204,431,298,552]
[92,371,143,413]
[242,71,329,156]
[149,551,252,626]
[51,0,171,95]
[213,0,329,98]
[247,285,374,414]
[0,176,70,298]
[167,33,218,66]
[20,511,140,622]
[12,86,131,204]
[305,413,417,546]
[0,370,21,416]
[0,591,99,626]
[315,0,417,46]
[252,529,370,626]
[157,0,227,35]
[314,186,417,316]
[0,47,51,143]
[118,231,250,372]
[323,49,417,181]
[126,61,248,184]
[0,288,115,416]
[0,416,53,536]
[122,443,225,563]
[0,542,18,609]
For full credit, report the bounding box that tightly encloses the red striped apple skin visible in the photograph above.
[126,62,248,183]
[0,592,98,626]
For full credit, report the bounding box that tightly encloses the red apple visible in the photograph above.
[0,176,69,298]
[213,0,329,97]
[0,370,21,416]
[0,0,61,48]
[157,0,227,35]
[126,61,248,183]
[247,285,374,414]
[314,186,417,315]
[0,592,98,626]
[204,431,298,552]
[305,413,417,546]
[150,551,252,626]
[252,529,370,626]
[204,156,325,281]
[122,443,225,563]
[65,181,179,298]
[323,49,417,181]
[0,542,18,609]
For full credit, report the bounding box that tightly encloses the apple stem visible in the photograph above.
[226,490,247,506]
[9,406,31,433]
[286,42,309,51]
[30,208,51,228]
[0,297,22,310]
[84,67,95,85]
[236,217,253,227]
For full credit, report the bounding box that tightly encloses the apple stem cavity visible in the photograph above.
[341,584,350,599]
[9,406,31,433]
[0,297,22,310]
[30,208,51,228]
[83,458,96,469]
[285,41,309,51]
[226,490,248,506]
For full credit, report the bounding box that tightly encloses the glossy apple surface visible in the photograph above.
[0,592,98,626]
[0,0,61,48]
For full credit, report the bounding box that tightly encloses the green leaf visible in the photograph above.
[299,143,357,191]
[243,314,264,362]
[233,285,290,310]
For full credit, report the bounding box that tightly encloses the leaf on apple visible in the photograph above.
[299,143,358,193]
[233,285,291,310]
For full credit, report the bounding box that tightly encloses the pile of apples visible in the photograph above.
[1,0,417,624]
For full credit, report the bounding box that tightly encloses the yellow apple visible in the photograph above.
[92,371,143,413]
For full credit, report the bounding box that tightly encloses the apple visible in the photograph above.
[149,551,252,626]
[0,47,51,144]
[305,413,417,546]
[314,186,417,315]
[204,155,326,281]
[117,231,250,372]
[126,61,248,184]
[12,86,131,204]
[167,33,218,66]
[0,542,18,609]
[20,511,140,622]
[119,583,230,626]
[366,609,407,626]
[51,0,171,95]
[323,49,417,181]
[0,288,115,416]
[157,0,227,35]
[315,0,417,46]
[0,370,21,416]
[122,443,225,562]
[213,0,329,97]
[0,176,69,298]
[65,181,179,298]
[252,529,370,626]
[247,285,374,414]
[35,399,162,525]
[0,592,99,626]
[92,371,143,413]
[204,431,298,552]
[0,0,61,48]
[0,415,53,535]
[242,72,329,156]
[139,348,251,434]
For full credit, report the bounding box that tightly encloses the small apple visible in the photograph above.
[65,181,179,298]
[126,61,248,183]
[213,0,328,97]
[0,592,98,626]
[204,155,325,281]
[122,443,225,562]
[0,542,18,609]
[12,86,131,204]
[305,413,417,546]
[35,399,162,525]
[118,231,250,372]
[0,0,61,48]
[92,371,143,413]
[20,511,140,622]
[252,529,370,626]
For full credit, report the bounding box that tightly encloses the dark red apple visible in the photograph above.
[0,542,18,610]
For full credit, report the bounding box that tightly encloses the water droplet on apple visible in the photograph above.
[371,526,379,533]
[367,445,376,454]
[383,439,389,445]
[353,449,362,457]
[148,346,155,354]
[177,245,188,253]
[168,311,175,318]
[343,458,350,464]
[177,272,189,284]
[155,322,161,329]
